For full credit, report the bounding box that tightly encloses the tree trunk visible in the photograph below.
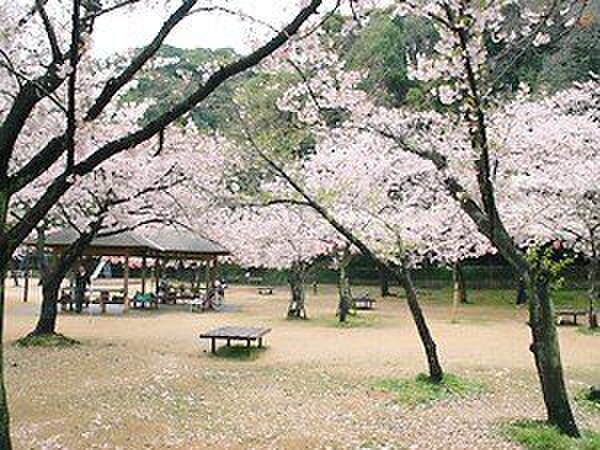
[588,257,599,329]
[28,222,101,336]
[337,260,352,323]
[453,261,468,304]
[516,276,528,305]
[287,262,307,319]
[394,265,444,383]
[527,271,579,437]
[379,266,390,297]
[0,192,13,449]
[32,279,61,335]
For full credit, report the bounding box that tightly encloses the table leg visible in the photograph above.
[211,338,216,354]
[247,339,251,348]
[258,338,263,348]
[227,339,231,347]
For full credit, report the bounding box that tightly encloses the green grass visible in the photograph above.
[329,314,377,328]
[372,373,484,407]
[502,420,600,450]
[15,333,80,348]
[574,387,600,414]
[577,326,600,336]
[211,344,266,361]
[419,288,591,309]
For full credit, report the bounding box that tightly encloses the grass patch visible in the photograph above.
[577,326,600,336]
[373,373,484,407]
[575,387,600,414]
[329,314,377,328]
[15,333,80,348]
[502,420,600,450]
[419,288,591,309]
[212,344,266,361]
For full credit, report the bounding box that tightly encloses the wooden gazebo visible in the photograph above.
[40,229,230,312]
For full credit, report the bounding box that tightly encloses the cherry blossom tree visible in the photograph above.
[210,203,342,319]
[494,79,600,327]
[364,0,591,436]
[20,124,219,337]
[0,0,327,445]
[238,36,446,383]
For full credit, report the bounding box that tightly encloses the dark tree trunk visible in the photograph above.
[29,222,102,337]
[588,257,599,329]
[0,259,11,450]
[527,272,579,436]
[394,265,444,383]
[0,192,13,449]
[33,279,61,335]
[287,262,307,319]
[379,266,390,297]
[452,261,468,304]
[337,259,352,323]
[516,276,528,305]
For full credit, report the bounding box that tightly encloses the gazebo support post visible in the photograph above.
[213,257,219,287]
[154,258,161,295]
[205,259,211,290]
[123,254,130,312]
[209,257,217,290]
[141,255,147,294]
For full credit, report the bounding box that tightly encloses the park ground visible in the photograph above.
[4,281,600,449]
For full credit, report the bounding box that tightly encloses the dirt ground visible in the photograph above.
[4,281,600,449]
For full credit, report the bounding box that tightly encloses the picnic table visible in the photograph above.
[556,308,595,326]
[353,293,376,310]
[199,326,271,354]
[257,286,275,295]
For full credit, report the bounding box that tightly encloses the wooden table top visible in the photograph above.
[199,326,271,339]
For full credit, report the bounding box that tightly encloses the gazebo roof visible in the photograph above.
[39,228,230,259]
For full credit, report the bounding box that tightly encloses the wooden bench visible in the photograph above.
[199,326,271,354]
[556,309,590,326]
[257,286,274,295]
[353,294,376,310]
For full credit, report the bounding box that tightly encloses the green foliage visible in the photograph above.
[538,20,600,91]
[373,373,484,407]
[345,12,435,106]
[212,345,266,361]
[502,420,600,450]
[577,326,600,336]
[526,246,573,290]
[16,333,80,348]
[574,386,600,413]
[231,70,314,159]
[123,45,244,131]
